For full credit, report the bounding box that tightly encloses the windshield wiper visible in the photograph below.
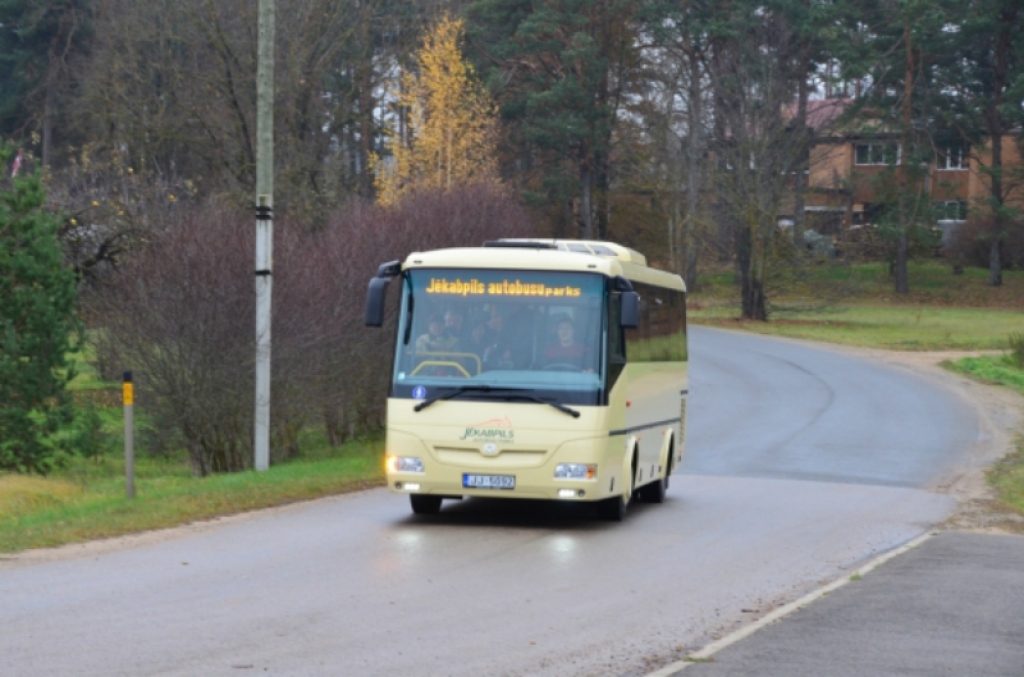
[413,386,580,418]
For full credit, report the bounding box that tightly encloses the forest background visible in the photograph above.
[1,0,1023,494]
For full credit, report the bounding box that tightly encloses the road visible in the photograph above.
[0,328,979,677]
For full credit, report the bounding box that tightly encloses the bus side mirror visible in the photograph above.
[365,260,401,327]
[365,277,391,327]
[620,291,639,328]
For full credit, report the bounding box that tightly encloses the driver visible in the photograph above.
[416,314,459,353]
[543,318,590,370]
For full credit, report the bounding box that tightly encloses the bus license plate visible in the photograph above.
[463,474,515,490]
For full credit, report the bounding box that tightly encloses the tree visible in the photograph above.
[0,145,82,473]
[374,15,500,206]
[703,0,818,320]
[0,0,92,166]
[469,0,641,239]
[833,0,951,293]
[933,0,1024,287]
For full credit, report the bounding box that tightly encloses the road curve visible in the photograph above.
[0,328,978,677]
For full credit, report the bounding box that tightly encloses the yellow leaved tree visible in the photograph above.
[374,15,500,205]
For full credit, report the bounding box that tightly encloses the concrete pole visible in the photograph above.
[254,0,275,471]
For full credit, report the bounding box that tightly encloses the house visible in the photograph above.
[786,98,1024,245]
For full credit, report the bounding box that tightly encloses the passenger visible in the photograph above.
[415,314,459,353]
[468,322,489,355]
[543,318,590,370]
[444,309,466,343]
[481,313,515,369]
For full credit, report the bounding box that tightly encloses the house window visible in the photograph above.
[854,143,900,166]
[939,145,968,170]
[935,200,967,221]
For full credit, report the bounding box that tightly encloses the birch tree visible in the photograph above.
[375,15,500,206]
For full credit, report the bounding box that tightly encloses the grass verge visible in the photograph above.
[689,261,1022,351]
[988,437,1024,519]
[0,438,384,554]
[689,304,1020,351]
[943,355,1024,395]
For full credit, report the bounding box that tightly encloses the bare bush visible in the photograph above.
[90,184,535,474]
[944,218,1024,271]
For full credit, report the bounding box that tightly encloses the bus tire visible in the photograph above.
[640,476,666,504]
[410,494,442,514]
[597,494,627,521]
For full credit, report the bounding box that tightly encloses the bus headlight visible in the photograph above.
[554,463,596,480]
[387,456,424,473]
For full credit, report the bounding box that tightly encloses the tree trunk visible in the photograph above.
[683,33,702,289]
[895,19,913,295]
[737,219,766,320]
[895,229,909,293]
[792,48,810,237]
[42,82,54,169]
[579,143,594,240]
[595,150,609,240]
[986,6,1013,287]
[989,238,1002,286]
[357,10,374,200]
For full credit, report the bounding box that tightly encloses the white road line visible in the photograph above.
[643,530,937,677]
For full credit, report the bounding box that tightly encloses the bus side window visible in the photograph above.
[608,294,626,363]
[606,293,626,390]
[625,282,651,362]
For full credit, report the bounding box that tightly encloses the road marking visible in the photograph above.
[643,530,937,677]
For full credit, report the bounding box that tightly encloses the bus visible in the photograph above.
[364,239,688,520]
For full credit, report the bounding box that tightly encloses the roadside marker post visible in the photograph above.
[123,371,135,499]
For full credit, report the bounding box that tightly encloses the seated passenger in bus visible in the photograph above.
[480,313,515,370]
[415,314,459,353]
[444,309,466,344]
[543,318,591,371]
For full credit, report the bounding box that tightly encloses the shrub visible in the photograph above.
[944,217,1024,270]
[90,184,535,474]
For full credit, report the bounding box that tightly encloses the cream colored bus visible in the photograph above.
[364,239,687,520]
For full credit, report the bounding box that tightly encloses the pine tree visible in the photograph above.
[0,0,92,165]
[932,0,1023,286]
[0,144,82,473]
[374,15,500,206]
[469,0,640,239]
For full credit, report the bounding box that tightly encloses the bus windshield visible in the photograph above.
[391,269,607,406]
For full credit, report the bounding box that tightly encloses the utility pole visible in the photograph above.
[254,0,274,471]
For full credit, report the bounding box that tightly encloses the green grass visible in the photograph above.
[689,261,1023,351]
[693,261,1024,308]
[989,438,1024,519]
[944,355,1024,395]
[689,304,1021,351]
[0,438,384,554]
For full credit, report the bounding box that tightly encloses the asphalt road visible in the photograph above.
[0,328,980,677]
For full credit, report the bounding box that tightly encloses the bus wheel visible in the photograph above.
[640,476,666,504]
[597,494,627,521]
[410,494,442,515]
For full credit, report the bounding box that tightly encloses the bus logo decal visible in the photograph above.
[459,416,515,442]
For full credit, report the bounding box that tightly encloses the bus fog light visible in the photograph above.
[403,483,421,492]
[387,456,424,473]
[558,489,577,499]
[554,463,596,479]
